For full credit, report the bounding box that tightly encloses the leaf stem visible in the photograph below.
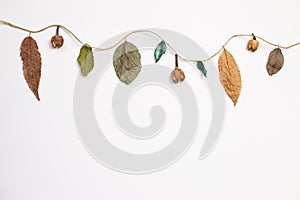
[56,26,59,35]
[175,54,179,67]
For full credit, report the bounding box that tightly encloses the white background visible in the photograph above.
[1,0,300,199]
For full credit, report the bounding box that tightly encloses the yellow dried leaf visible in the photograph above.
[218,49,242,106]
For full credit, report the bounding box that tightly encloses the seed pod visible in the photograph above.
[51,26,64,48]
[172,66,185,83]
[247,34,259,52]
[171,54,185,83]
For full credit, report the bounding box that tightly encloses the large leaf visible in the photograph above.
[154,40,167,63]
[113,41,142,84]
[20,36,42,101]
[77,44,94,76]
[218,49,242,106]
[266,48,284,76]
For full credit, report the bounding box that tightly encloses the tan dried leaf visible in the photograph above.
[218,49,242,106]
[20,36,42,101]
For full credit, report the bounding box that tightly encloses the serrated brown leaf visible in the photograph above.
[266,48,284,76]
[20,36,42,101]
[218,49,242,106]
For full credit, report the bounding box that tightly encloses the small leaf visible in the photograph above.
[77,44,94,76]
[20,36,42,101]
[154,40,167,63]
[218,48,242,106]
[266,47,284,76]
[113,41,142,84]
[197,61,207,77]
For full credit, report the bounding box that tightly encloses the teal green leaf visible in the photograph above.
[154,40,167,63]
[197,61,207,77]
[77,44,94,76]
[113,41,142,85]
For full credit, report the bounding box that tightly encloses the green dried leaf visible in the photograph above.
[197,61,207,77]
[77,44,94,76]
[267,48,284,76]
[113,41,141,84]
[154,40,167,63]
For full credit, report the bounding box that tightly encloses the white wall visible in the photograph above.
[1,0,300,199]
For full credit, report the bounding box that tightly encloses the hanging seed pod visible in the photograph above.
[247,33,259,52]
[171,54,185,83]
[266,47,284,76]
[51,26,64,48]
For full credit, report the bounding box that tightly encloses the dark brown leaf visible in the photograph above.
[20,36,42,101]
[267,48,284,76]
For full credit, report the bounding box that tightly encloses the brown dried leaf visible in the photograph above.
[20,36,42,101]
[218,49,242,106]
[266,48,284,76]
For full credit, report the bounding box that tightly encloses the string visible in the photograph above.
[1,19,300,64]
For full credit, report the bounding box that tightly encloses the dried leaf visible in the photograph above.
[77,44,94,76]
[218,49,242,106]
[113,41,141,84]
[266,48,284,76]
[20,36,42,101]
[197,61,207,77]
[154,40,167,63]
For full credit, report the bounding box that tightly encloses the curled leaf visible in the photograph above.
[267,47,284,76]
[77,44,94,76]
[197,61,207,77]
[154,40,167,63]
[218,49,242,106]
[20,36,42,101]
[113,41,141,84]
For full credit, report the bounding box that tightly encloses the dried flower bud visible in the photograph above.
[51,26,64,48]
[247,34,259,52]
[51,35,64,48]
[171,66,185,83]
